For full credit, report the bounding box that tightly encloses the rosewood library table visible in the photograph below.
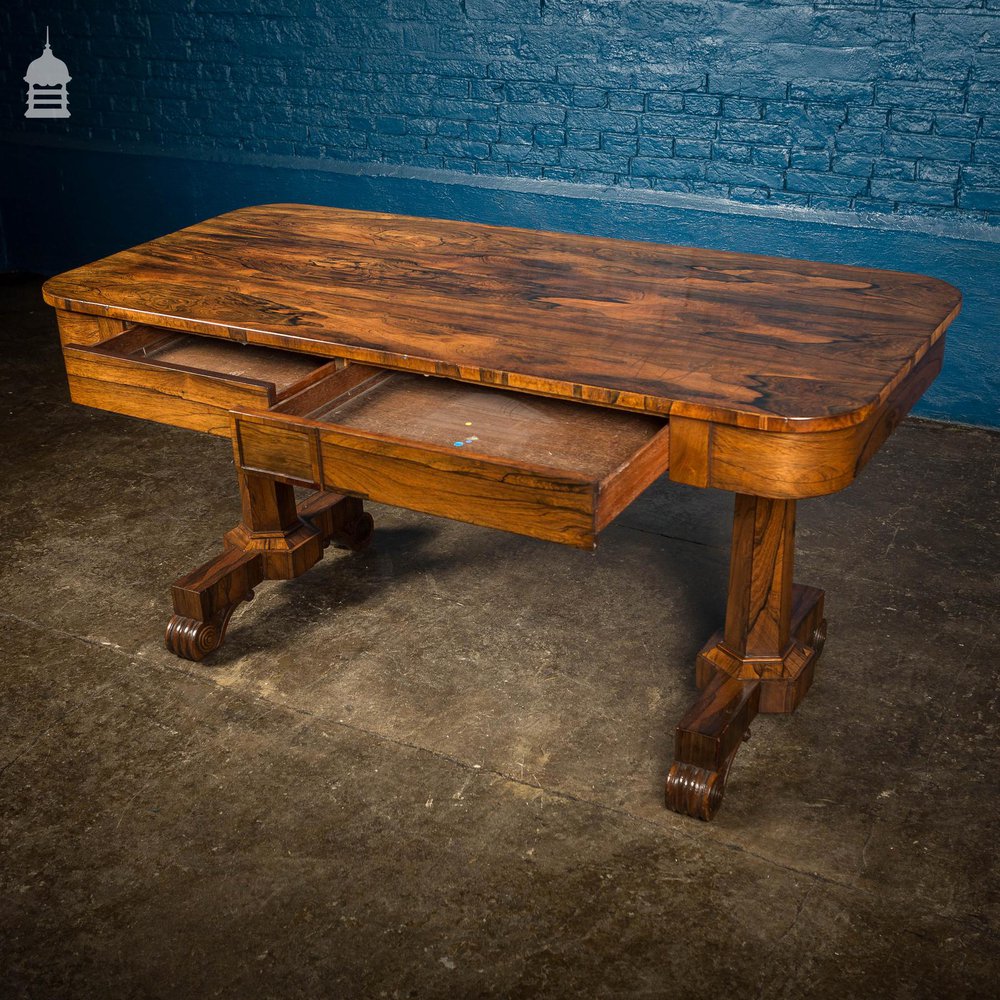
[42,204,962,820]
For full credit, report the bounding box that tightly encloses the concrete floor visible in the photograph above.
[1,273,998,999]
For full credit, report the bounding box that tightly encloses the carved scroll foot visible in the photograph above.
[665,672,760,821]
[165,594,253,662]
[164,490,374,662]
[665,761,729,821]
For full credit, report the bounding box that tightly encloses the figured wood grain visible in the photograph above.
[723,494,795,664]
[231,368,670,547]
[43,203,962,433]
[55,309,127,346]
[314,370,666,479]
[63,328,339,437]
[669,335,946,498]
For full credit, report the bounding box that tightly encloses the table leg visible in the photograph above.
[665,494,827,819]
[164,470,373,661]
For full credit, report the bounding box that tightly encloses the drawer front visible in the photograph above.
[62,326,336,437]
[234,411,601,548]
[64,349,275,436]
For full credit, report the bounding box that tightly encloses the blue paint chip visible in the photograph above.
[453,440,464,446]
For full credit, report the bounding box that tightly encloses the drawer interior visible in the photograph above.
[278,367,668,479]
[90,325,336,399]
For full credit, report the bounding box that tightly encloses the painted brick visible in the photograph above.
[534,125,566,147]
[849,107,889,130]
[477,161,510,176]
[499,124,532,144]
[918,161,962,184]
[934,115,981,139]
[492,143,559,164]
[974,140,1000,162]
[875,81,965,112]
[406,118,438,136]
[436,78,471,99]
[647,93,685,113]
[444,157,476,174]
[674,139,713,159]
[641,114,717,139]
[835,129,885,154]
[566,130,601,150]
[786,171,870,196]
[792,150,831,171]
[874,158,917,179]
[369,134,422,152]
[488,60,556,83]
[499,104,565,125]
[704,163,784,189]
[471,79,506,101]
[789,80,875,104]
[683,95,721,116]
[708,75,787,100]
[565,109,638,133]
[752,147,790,168]
[713,143,753,164]
[375,117,409,135]
[608,91,645,112]
[637,137,675,158]
[559,149,628,172]
[427,138,490,158]
[4,1,994,226]
[769,192,811,207]
[689,181,732,199]
[312,127,367,148]
[602,134,639,155]
[468,123,500,142]
[884,134,973,161]
[833,154,875,177]
[439,120,469,138]
[962,163,1000,187]
[871,178,958,205]
[631,157,705,179]
[507,81,571,105]
[961,190,1000,211]
[572,88,606,108]
[722,98,764,120]
[890,112,934,134]
[430,99,497,122]
[717,122,792,144]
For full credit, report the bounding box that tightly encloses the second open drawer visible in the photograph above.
[62,325,341,436]
[232,364,670,548]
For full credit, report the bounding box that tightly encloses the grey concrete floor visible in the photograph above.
[1,273,998,999]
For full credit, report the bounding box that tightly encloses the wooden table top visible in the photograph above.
[43,203,961,432]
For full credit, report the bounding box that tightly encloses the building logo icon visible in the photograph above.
[24,27,71,118]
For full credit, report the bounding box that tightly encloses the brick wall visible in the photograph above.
[2,1,999,227]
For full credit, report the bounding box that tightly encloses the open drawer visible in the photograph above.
[232,364,671,548]
[62,325,341,436]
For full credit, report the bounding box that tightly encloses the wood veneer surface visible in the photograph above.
[312,371,666,479]
[138,334,327,392]
[43,203,962,431]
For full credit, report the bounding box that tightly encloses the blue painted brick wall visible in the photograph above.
[1,1,999,227]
